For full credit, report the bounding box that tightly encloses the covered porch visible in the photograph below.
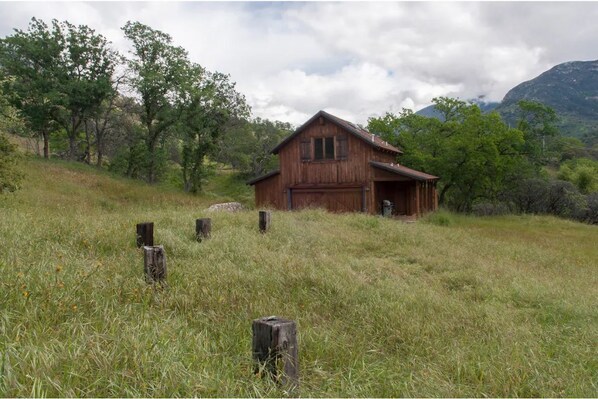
[370,161,439,218]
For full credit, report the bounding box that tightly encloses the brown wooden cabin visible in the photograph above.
[248,110,439,217]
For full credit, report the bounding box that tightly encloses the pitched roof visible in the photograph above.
[370,161,439,181]
[271,110,402,155]
[246,170,280,186]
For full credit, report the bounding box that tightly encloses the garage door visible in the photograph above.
[291,188,363,213]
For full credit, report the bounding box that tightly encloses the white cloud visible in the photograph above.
[1,1,597,126]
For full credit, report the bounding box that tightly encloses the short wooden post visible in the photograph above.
[143,245,166,283]
[252,316,298,391]
[136,222,154,248]
[259,211,271,234]
[195,218,212,242]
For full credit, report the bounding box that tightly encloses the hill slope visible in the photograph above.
[496,60,598,137]
[1,158,597,396]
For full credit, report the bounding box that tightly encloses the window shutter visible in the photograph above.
[300,139,311,161]
[336,135,348,160]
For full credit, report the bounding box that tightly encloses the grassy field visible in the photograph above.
[1,157,597,397]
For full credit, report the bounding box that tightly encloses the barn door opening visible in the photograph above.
[373,181,413,216]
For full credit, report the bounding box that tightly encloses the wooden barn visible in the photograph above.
[248,110,439,217]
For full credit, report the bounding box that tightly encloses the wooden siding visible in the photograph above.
[253,114,438,216]
[291,188,362,213]
[278,118,398,187]
[254,174,284,209]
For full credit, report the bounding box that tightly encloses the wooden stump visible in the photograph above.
[136,222,154,248]
[195,218,212,242]
[252,316,298,391]
[143,245,166,283]
[259,211,271,234]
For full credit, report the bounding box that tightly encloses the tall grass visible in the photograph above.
[1,157,597,397]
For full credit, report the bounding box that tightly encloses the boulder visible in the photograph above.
[207,202,244,212]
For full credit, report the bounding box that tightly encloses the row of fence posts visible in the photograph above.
[135,210,298,392]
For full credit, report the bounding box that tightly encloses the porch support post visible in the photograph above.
[415,181,421,216]
[287,188,292,210]
[361,185,367,213]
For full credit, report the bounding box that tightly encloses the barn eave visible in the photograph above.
[369,161,439,181]
[247,170,280,186]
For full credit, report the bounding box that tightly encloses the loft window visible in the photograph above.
[314,137,335,160]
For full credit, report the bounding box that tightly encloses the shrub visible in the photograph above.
[422,209,453,226]
[0,133,23,193]
[582,192,598,224]
[471,202,511,216]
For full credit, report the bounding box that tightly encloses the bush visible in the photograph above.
[0,133,23,193]
[422,209,454,226]
[581,193,598,224]
[471,202,511,216]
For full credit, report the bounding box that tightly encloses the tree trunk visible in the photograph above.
[439,183,453,205]
[84,120,92,165]
[42,130,50,159]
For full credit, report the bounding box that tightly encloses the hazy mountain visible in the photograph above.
[495,60,598,137]
[415,60,598,139]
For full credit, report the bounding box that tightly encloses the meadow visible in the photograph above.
[1,157,597,397]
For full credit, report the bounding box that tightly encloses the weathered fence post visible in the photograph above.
[252,316,298,391]
[136,222,154,248]
[143,245,166,284]
[195,218,212,242]
[259,211,271,234]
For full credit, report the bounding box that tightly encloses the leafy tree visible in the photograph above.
[177,66,250,192]
[0,81,23,192]
[516,100,560,165]
[0,132,22,193]
[122,21,191,183]
[368,97,530,212]
[215,117,292,178]
[0,18,63,158]
[558,158,598,194]
[53,20,119,161]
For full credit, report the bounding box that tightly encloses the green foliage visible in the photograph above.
[516,100,560,165]
[53,20,119,160]
[215,117,292,178]
[0,17,63,158]
[421,209,454,226]
[0,132,22,193]
[121,21,192,184]
[368,97,531,212]
[558,158,598,194]
[177,67,250,193]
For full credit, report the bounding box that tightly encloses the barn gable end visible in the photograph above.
[249,110,439,217]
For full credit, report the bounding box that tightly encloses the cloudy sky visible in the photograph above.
[1,1,597,126]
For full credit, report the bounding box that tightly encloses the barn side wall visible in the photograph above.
[254,174,284,209]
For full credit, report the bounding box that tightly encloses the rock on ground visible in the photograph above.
[207,202,244,212]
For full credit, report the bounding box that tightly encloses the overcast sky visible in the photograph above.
[1,1,597,126]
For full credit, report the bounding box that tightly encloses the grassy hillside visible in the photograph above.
[1,158,597,397]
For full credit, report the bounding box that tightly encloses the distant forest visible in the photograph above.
[1,18,596,223]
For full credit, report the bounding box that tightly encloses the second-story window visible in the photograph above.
[314,137,335,160]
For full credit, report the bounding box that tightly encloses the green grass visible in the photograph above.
[1,157,597,397]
